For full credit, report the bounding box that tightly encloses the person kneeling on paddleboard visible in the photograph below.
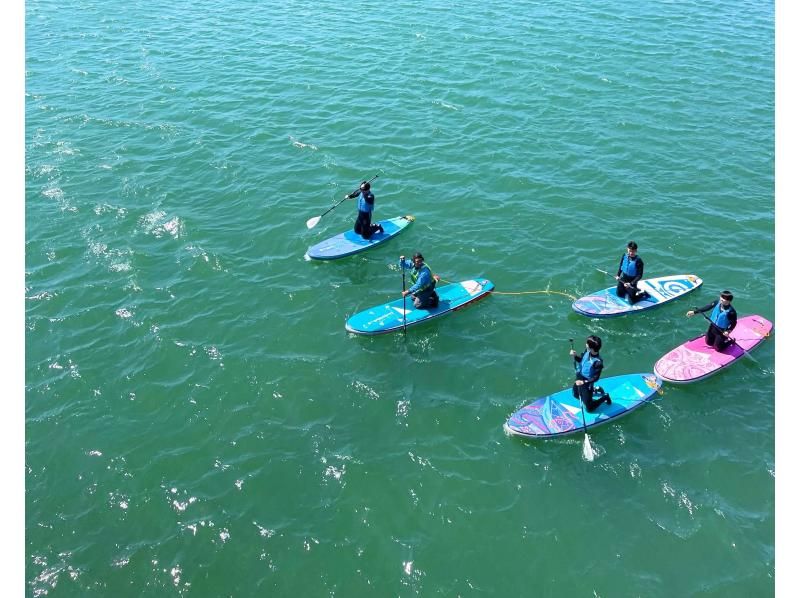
[400,252,440,309]
[570,335,611,412]
[686,290,738,351]
[615,241,648,303]
[346,181,384,239]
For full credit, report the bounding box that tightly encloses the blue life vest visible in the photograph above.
[357,191,375,214]
[577,351,601,379]
[411,263,435,293]
[621,254,638,278]
[710,302,732,329]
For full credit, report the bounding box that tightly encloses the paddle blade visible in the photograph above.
[582,434,595,461]
[306,216,321,229]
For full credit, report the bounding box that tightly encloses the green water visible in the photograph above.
[26,0,775,595]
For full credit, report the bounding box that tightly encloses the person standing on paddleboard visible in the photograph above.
[615,241,647,303]
[400,252,440,309]
[570,335,610,412]
[686,290,738,351]
[345,180,383,239]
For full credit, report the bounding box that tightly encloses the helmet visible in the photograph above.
[360,181,371,191]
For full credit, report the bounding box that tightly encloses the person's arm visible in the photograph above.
[687,301,716,316]
[616,254,624,278]
[632,257,644,285]
[586,358,604,384]
[408,268,431,294]
[726,307,738,332]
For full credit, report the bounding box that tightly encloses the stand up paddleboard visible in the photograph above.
[306,215,415,260]
[345,279,494,335]
[653,314,773,383]
[504,373,663,439]
[572,274,703,318]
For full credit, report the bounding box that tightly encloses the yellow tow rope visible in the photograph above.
[436,278,577,301]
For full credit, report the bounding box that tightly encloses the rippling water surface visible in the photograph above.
[26,0,774,595]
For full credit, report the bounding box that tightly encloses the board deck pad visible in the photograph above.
[572,274,703,317]
[504,373,663,439]
[345,279,494,335]
[654,314,773,383]
[306,215,415,260]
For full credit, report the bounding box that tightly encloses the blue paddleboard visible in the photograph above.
[345,279,494,335]
[572,274,703,318]
[306,215,415,260]
[504,373,662,439]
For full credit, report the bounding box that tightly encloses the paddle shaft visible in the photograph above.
[402,268,407,336]
[325,175,380,216]
[570,340,590,435]
[307,175,379,228]
[346,174,378,203]
[597,266,638,288]
[315,196,349,220]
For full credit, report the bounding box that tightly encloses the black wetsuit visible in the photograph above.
[572,350,606,412]
[695,300,738,351]
[616,253,645,303]
[348,190,382,239]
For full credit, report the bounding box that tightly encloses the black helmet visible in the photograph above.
[360,181,371,191]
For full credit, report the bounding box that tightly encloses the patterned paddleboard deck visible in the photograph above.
[306,215,414,260]
[653,314,773,383]
[345,279,494,335]
[504,373,663,438]
[572,274,703,317]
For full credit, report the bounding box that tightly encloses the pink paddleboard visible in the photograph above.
[654,315,773,383]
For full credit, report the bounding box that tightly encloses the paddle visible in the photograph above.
[597,266,646,301]
[570,339,595,462]
[693,308,759,364]
[306,174,379,229]
[402,261,408,337]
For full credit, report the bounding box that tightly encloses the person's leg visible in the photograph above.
[705,325,716,346]
[713,332,730,351]
[414,292,435,309]
[360,212,373,239]
[579,384,605,412]
[354,211,368,235]
[616,280,626,298]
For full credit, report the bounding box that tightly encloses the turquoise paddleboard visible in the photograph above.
[572,274,703,318]
[306,215,415,260]
[504,373,663,438]
[345,278,494,335]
